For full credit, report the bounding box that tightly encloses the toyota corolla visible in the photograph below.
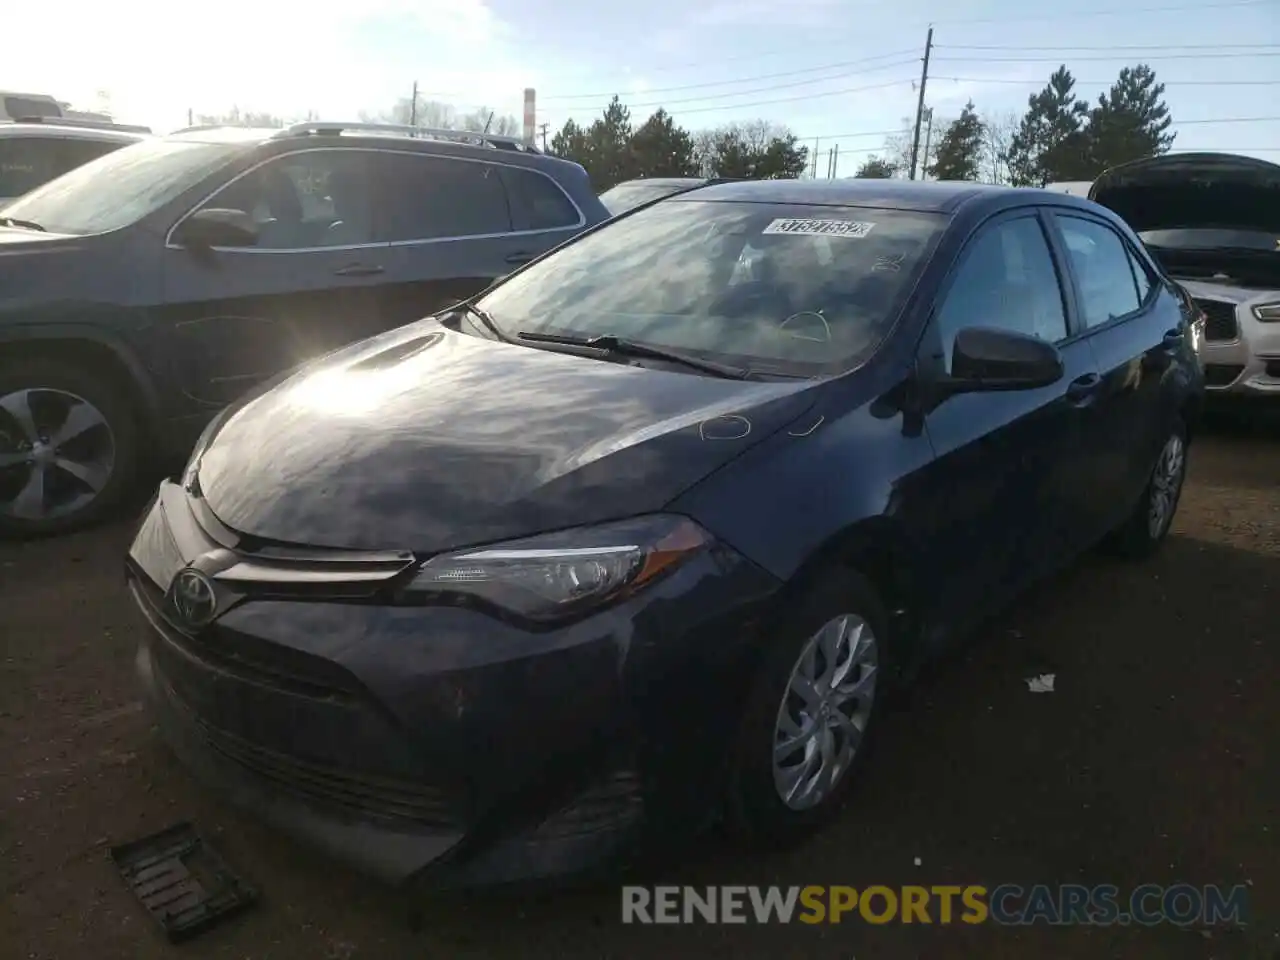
[126,179,1203,887]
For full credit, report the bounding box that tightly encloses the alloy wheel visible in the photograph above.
[772,613,878,811]
[0,388,116,523]
[1147,432,1186,540]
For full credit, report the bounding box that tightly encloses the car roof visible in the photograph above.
[0,123,146,143]
[166,122,580,174]
[681,178,1029,213]
[607,177,707,189]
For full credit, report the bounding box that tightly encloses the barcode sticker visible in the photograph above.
[762,218,876,239]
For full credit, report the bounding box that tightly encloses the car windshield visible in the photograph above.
[479,199,946,377]
[1,138,242,234]
[599,180,701,216]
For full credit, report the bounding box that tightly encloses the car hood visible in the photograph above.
[1089,152,1280,234]
[194,320,820,553]
[0,225,78,247]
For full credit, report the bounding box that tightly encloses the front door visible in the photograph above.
[906,211,1101,637]
[159,148,391,408]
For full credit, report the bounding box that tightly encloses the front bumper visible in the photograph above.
[126,482,779,887]
[1191,297,1280,397]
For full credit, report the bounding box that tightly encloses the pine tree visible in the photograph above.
[1086,64,1176,172]
[928,101,985,181]
[1004,66,1092,186]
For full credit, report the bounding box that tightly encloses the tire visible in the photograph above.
[726,567,891,845]
[1104,417,1188,560]
[0,358,142,538]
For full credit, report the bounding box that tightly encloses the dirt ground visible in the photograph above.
[2,413,1278,960]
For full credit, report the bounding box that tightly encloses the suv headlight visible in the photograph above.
[402,514,711,621]
[1252,302,1280,323]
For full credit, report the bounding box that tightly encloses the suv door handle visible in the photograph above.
[333,263,384,277]
[504,252,534,265]
[1065,372,1101,405]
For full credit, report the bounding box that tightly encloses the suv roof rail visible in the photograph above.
[15,115,151,134]
[270,121,541,153]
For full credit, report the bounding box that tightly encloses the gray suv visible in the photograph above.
[0,121,607,535]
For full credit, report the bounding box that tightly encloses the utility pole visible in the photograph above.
[187,107,193,127]
[908,25,933,180]
[538,122,549,150]
[409,80,418,127]
[831,143,840,178]
[811,139,819,178]
[921,108,935,180]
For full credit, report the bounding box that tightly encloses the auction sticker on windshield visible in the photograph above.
[762,218,876,238]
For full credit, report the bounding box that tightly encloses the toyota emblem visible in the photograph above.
[168,568,218,629]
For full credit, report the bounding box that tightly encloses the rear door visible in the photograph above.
[369,152,575,326]
[909,210,1100,631]
[1047,211,1181,534]
[159,148,392,408]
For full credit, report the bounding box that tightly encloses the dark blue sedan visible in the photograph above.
[125,178,1204,887]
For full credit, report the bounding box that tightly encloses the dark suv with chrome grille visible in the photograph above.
[0,121,605,536]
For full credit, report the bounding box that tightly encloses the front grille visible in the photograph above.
[1265,359,1280,379]
[129,571,364,702]
[1193,299,1238,341]
[1203,363,1245,387]
[171,686,460,829]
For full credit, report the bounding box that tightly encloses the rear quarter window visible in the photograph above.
[503,166,580,231]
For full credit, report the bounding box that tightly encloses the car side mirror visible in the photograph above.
[174,208,259,249]
[945,326,1064,393]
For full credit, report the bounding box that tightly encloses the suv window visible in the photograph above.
[1127,245,1155,303]
[373,153,512,242]
[0,137,57,197]
[1053,214,1141,328]
[503,166,579,231]
[935,215,1068,368]
[201,150,373,249]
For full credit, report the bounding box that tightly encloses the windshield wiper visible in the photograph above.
[452,301,511,342]
[0,216,46,232]
[517,331,749,379]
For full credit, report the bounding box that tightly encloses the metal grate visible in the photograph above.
[1193,298,1239,342]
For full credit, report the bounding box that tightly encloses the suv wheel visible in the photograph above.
[0,358,141,537]
[727,569,889,844]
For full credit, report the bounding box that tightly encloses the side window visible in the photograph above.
[52,139,127,178]
[502,167,579,231]
[200,150,373,249]
[1053,215,1141,328]
[0,137,58,196]
[1126,245,1156,304]
[934,215,1068,369]
[373,154,512,242]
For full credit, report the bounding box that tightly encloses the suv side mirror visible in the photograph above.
[946,326,1064,393]
[174,208,259,249]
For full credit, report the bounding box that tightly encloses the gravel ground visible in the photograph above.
[2,413,1278,960]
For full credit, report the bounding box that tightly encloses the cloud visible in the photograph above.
[4,0,521,130]
[690,0,842,27]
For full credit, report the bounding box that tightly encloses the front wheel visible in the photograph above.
[1105,418,1188,559]
[0,359,142,537]
[726,569,890,844]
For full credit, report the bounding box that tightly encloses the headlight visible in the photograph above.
[402,514,711,621]
[1253,302,1280,323]
[1190,317,1203,354]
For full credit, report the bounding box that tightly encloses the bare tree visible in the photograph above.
[980,110,1020,184]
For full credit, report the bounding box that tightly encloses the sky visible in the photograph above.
[5,0,1278,176]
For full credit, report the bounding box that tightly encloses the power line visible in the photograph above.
[937,42,1280,51]
[934,52,1280,62]
[795,116,1280,144]
[536,49,921,102]
[625,77,917,115]
[932,75,1280,86]
[930,0,1276,25]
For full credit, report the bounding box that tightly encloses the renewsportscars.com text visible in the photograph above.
[621,884,1250,926]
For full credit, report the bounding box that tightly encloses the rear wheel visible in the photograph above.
[727,569,889,844]
[0,359,142,537]
[1105,418,1188,559]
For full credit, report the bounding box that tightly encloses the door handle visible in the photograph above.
[1065,372,1101,405]
[333,263,385,277]
[504,252,534,265]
